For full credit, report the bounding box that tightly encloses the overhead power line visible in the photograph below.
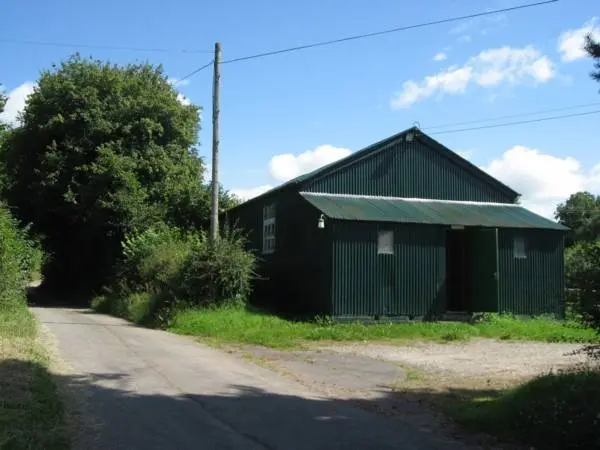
[430,109,600,135]
[219,0,558,65]
[180,60,214,81]
[425,101,600,131]
[0,38,213,54]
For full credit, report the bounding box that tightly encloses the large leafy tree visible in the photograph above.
[0,90,8,193]
[1,55,212,293]
[585,34,600,83]
[555,192,600,246]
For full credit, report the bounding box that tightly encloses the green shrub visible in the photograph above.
[97,224,255,326]
[565,242,600,330]
[179,226,256,306]
[0,205,43,306]
[118,224,196,295]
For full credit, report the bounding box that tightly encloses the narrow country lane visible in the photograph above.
[31,307,471,450]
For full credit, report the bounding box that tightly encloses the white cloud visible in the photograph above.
[231,144,353,202]
[391,45,554,109]
[482,145,600,218]
[0,82,36,125]
[558,17,600,62]
[231,185,274,201]
[268,144,352,182]
[168,77,190,87]
[433,52,448,62]
[176,93,191,106]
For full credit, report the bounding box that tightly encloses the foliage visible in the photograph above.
[178,226,256,306]
[565,242,600,330]
[1,201,66,449]
[118,224,197,295]
[0,205,43,306]
[0,55,218,294]
[0,90,8,193]
[446,367,600,450]
[555,192,600,246]
[94,225,256,326]
[169,307,598,349]
[585,34,600,84]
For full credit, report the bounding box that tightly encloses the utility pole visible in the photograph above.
[210,42,221,244]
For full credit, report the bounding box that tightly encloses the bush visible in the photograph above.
[179,227,256,306]
[118,224,196,295]
[565,242,600,329]
[97,224,256,326]
[565,241,600,358]
[0,205,43,306]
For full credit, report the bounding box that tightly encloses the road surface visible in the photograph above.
[32,307,472,450]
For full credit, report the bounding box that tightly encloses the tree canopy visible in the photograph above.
[555,192,600,246]
[585,34,600,84]
[1,55,218,293]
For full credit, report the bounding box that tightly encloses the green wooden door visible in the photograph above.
[469,228,499,312]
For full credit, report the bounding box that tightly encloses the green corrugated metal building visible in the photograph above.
[224,127,567,319]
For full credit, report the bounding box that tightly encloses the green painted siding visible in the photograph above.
[497,229,565,316]
[225,191,332,316]
[331,221,446,318]
[305,139,514,202]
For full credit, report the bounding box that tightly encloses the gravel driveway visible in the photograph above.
[319,340,590,382]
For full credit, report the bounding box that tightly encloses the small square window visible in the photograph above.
[513,236,526,259]
[378,230,394,255]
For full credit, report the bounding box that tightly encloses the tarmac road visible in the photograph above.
[32,307,472,450]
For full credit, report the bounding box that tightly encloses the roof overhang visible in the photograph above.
[300,192,567,231]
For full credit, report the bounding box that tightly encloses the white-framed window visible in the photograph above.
[263,203,276,254]
[378,230,394,255]
[513,236,526,259]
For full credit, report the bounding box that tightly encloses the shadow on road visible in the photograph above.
[26,284,94,308]
[0,356,517,450]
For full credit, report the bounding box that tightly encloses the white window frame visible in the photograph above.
[513,236,526,259]
[262,203,276,254]
[377,230,394,255]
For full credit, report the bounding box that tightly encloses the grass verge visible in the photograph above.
[168,304,599,348]
[437,366,600,449]
[0,303,69,449]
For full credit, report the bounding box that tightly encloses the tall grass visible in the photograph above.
[169,305,599,348]
[443,367,600,449]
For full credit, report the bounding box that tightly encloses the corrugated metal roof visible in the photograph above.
[226,127,520,213]
[300,192,567,231]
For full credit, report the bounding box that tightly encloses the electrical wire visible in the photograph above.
[179,60,214,81]
[430,110,600,135]
[0,38,213,54]
[219,0,558,65]
[424,101,600,131]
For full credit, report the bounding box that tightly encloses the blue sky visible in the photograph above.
[1,0,599,216]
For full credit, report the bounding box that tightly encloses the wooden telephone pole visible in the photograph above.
[210,42,221,244]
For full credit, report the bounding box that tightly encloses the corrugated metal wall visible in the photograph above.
[306,140,513,202]
[331,221,446,318]
[497,229,565,316]
[225,191,332,317]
